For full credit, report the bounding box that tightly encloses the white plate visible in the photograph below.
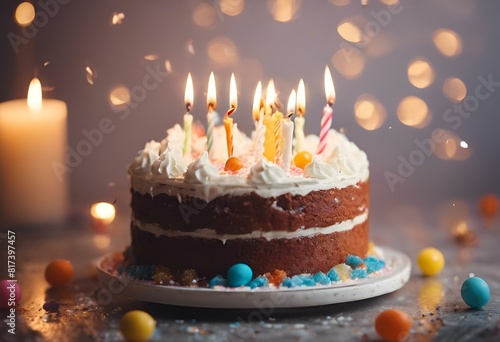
[96,246,411,309]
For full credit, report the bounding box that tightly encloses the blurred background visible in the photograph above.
[1,0,499,228]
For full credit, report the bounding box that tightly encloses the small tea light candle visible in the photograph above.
[0,78,68,226]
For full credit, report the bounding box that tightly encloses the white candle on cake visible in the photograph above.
[0,78,68,226]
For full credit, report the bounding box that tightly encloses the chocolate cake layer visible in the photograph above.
[131,219,369,277]
[131,181,369,235]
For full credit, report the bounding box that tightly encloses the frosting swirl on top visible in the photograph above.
[304,156,341,180]
[184,151,220,184]
[327,146,354,177]
[151,144,186,179]
[131,140,161,175]
[248,158,285,185]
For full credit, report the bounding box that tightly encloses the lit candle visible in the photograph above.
[206,72,216,159]
[224,73,237,158]
[263,80,277,162]
[295,79,306,153]
[318,66,336,155]
[0,78,68,226]
[183,73,194,157]
[253,82,266,162]
[281,90,296,175]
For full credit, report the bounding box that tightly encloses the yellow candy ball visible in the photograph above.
[294,151,313,169]
[120,310,156,342]
[224,156,243,172]
[417,247,445,276]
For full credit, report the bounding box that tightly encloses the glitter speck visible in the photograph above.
[460,140,468,148]
[112,12,125,25]
[85,66,95,85]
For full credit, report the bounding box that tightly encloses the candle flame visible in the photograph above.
[297,79,306,116]
[228,72,237,116]
[324,66,336,105]
[252,81,262,121]
[27,77,42,112]
[207,72,216,110]
[265,79,276,110]
[185,73,193,112]
[287,89,296,118]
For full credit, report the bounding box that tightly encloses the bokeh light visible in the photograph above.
[407,58,435,89]
[354,94,387,130]
[433,29,463,57]
[269,0,300,22]
[380,0,400,5]
[144,54,159,61]
[85,66,96,85]
[14,2,35,27]
[219,0,245,16]
[93,234,111,250]
[111,12,125,25]
[330,0,351,6]
[337,20,362,43]
[193,3,216,27]
[90,202,116,224]
[207,37,240,64]
[332,48,365,80]
[442,77,467,103]
[433,130,472,161]
[109,85,131,107]
[397,96,430,128]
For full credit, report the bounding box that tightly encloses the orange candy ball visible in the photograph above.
[45,259,74,288]
[375,309,412,342]
[479,194,499,218]
[294,151,313,169]
[224,157,243,172]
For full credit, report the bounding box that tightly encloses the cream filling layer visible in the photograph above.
[133,211,368,244]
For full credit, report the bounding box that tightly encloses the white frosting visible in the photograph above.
[184,151,220,184]
[248,158,285,185]
[133,211,368,243]
[130,140,161,175]
[129,127,369,201]
[304,156,342,180]
[151,144,186,179]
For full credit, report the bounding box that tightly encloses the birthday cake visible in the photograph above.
[128,123,369,279]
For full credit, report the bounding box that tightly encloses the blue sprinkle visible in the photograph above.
[301,277,317,287]
[126,265,154,280]
[363,256,385,274]
[346,255,364,268]
[351,268,368,279]
[327,268,340,282]
[291,275,305,287]
[248,276,269,289]
[208,275,227,288]
[281,277,294,288]
[312,272,331,285]
[229,322,241,328]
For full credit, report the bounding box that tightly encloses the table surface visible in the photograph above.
[1,203,499,342]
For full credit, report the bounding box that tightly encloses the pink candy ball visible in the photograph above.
[0,280,22,309]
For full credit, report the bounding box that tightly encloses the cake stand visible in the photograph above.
[96,246,411,309]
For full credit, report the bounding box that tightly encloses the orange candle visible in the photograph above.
[224,73,237,158]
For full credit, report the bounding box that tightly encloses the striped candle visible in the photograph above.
[317,66,336,155]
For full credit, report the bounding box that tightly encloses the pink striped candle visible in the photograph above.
[317,66,336,155]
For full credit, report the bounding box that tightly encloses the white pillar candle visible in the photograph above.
[0,78,68,226]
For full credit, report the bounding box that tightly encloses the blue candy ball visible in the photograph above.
[461,277,490,309]
[227,263,253,287]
